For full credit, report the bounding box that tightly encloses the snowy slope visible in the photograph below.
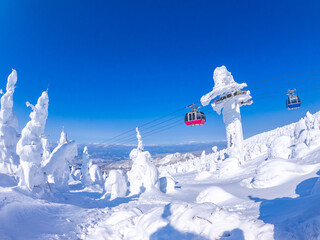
[1,111,320,239]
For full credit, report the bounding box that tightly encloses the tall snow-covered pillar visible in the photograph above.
[17,91,49,191]
[0,70,20,174]
[201,66,252,165]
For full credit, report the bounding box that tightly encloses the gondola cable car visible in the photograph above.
[286,89,301,110]
[184,106,206,126]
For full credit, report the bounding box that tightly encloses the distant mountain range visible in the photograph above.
[76,141,227,165]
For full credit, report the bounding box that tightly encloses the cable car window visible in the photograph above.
[197,113,200,119]
[192,113,195,120]
[291,97,297,104]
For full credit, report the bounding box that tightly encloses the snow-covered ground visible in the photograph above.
[1,109,320,239]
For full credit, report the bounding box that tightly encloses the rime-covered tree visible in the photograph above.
[127,128,159,195]
[43,128,77,190]
[81,146,103,186]
[17,91,49,191]
[0,70,19,174]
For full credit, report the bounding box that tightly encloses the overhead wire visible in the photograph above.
[118,110,214,144]
[116,118,183,144]
[250,76,320,90]
[101,105,193,144]
[113,104,212,144]
[252,82,320,97]
[247,70,320,85]
[253,86,320,101]
[112,112,188,144]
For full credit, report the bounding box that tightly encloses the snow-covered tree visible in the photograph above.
[81,146,103,186]
[0,70,20,174]
[42,128,77,191]
[17,91,49,191]
[127,128,159,195]
[81,146,91,184]
[201,66,252,165]
[103,169,127,200]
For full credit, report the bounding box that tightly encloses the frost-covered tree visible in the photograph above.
[42,128,77,190]
[17,91,49,191]
[127,128,159,195]
[81,146,91,184]
[0,70,20,174]
[81,146,103,186]
[201,66,252,165]
[103,169,127,200]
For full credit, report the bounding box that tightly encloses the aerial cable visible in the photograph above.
[114,106,212,144]
[101,105,193,144]
[252,83,320,97]
[111,105,209,144]
[250,76,320,91]
[117,110,213,145]
[141,111,214,142]
[113,116,184,144]
[115,118,183,144]
[247,70,320,85]
[253,86,320,101]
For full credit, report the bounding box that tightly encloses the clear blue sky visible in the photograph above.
[0,0,320,144]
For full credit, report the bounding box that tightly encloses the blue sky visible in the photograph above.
[0,0,320,144]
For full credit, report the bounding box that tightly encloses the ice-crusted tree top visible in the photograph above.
[136,127,144,152]
[58,127,67,146]
[26,91,49,132]
[82,146,90,165]
[129,128,150,161]
[0,69,18,125]
[201,66,247,106]
[20,91,49,141]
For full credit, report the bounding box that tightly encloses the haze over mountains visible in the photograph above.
[77,141,227,164]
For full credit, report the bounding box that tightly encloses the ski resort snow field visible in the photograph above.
[1,67,320,239]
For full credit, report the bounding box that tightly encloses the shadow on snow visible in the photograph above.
[249,174,320,239]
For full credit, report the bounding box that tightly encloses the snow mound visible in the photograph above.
[195,171,212,180]
[159,170,176,193]
[268,135,292,159]
[251,159,316,188]
[156,152,196,166]
[196,186,235,204]
[43,135,77,191]
[166,203,274,240]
